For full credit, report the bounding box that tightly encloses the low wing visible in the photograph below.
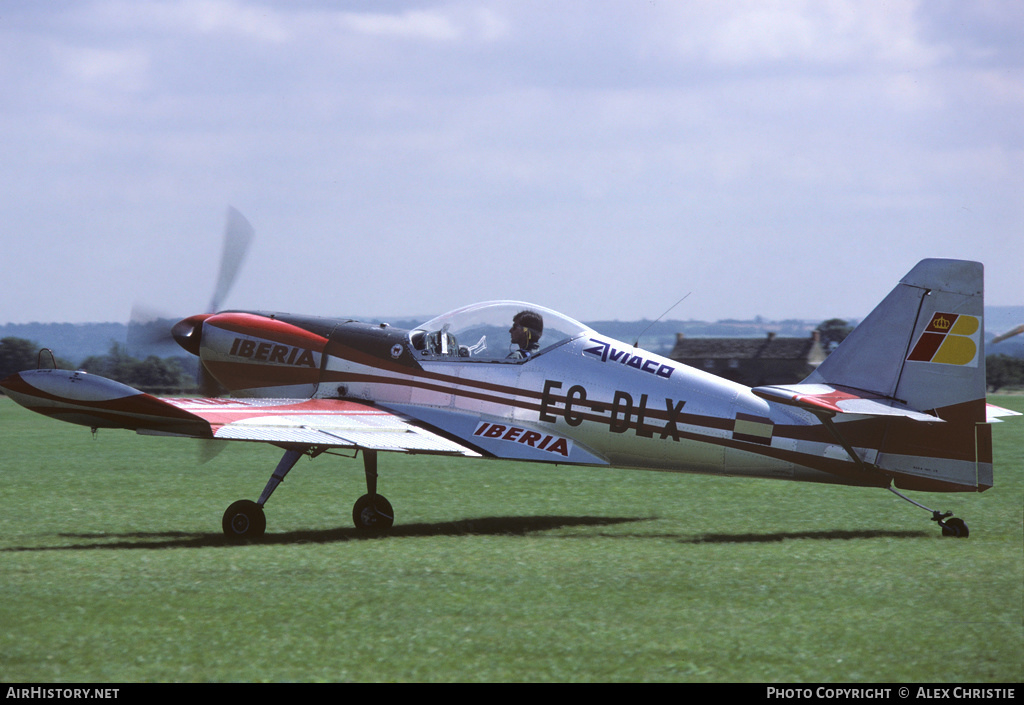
[0,369,478,457]
[162,397,478,454]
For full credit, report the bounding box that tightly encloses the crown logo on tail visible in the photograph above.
[908,313,981,366]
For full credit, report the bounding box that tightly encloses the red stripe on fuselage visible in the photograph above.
[205,312,330,350]
[200,313,329,391]
[318,352,984,488]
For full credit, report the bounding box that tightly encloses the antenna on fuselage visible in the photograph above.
[633,292,691,348]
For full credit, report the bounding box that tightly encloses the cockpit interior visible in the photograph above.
[409,301,591,362]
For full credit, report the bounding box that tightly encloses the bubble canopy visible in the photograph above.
[410,301,593,362]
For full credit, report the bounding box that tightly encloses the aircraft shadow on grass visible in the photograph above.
[6,516,642,551]
[3,516,926,552]
[678,529,926,543]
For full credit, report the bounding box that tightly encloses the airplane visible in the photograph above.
[991,324,1024,345]
[2,212,1020,540]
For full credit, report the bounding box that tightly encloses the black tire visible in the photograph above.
[941,517,969,538]
[352,494,394,530]
[222,499,267,540]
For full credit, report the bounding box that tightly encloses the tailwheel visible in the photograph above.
[940,516,969,538]
[352,493,394,530]
[222,499,267,540]
[888,487,971,539]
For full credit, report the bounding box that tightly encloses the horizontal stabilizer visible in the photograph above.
[753,384,944,422]
[987,403,1022,423]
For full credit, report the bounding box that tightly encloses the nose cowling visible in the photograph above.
[172,314,214,356]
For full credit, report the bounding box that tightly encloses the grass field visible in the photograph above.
[1,396,1021,683]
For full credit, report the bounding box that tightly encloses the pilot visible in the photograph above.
[508,310,543,360]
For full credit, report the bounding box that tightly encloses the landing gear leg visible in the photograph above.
[222,448,305,540]
[352,449,394,530]
[887,486,969,538]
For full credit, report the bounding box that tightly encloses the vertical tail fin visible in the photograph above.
[804,259,991,491]
[805,259,986,411]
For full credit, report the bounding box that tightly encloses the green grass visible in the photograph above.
[1,396,1021,682]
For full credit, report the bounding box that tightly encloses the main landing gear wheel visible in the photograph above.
[353,493,394,530]
[223,499,267,540]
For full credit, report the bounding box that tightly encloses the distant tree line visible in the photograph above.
[0,337,75,380]
[815,319,855,350]
[78,343,194,393]
[2,334,1023,395]
[986,354,1024,393]
[1,337,195,394]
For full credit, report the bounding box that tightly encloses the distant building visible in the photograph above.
[668,331,827,386]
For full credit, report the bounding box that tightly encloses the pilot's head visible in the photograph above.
[511,310,543,350]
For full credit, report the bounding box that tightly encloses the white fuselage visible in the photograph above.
[318,331,855,486]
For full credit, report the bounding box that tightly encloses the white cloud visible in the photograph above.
[85,0,292,43]
[659,0,946,70]
[335,9,463,42]
[0,0,1020,325]
[52,44,152,92]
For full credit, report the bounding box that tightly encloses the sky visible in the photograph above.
[2,0,1021,327]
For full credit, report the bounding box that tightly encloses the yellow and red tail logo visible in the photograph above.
[907,313,981,366]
